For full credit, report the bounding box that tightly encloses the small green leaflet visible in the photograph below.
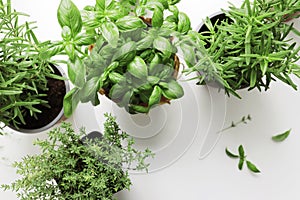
[225,148,239,158]
[272,129,291,142]
[246,160,260,173]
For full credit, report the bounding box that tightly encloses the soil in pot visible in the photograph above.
[16,65,66,130]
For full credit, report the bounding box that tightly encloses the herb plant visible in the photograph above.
[0,0,62,129]
[56,0,217,116]
[2,113,153,199]
[198,0,300,97]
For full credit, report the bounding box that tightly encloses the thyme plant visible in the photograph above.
[2,113,153,199]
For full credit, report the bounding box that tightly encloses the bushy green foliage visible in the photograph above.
[2,113,153,199]
[56,0,216,116]
[198,0,300,97]
[0,0,61,128]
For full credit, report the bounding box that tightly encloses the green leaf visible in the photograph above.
[116,16,147,31]
[67,58,85,88]
[177,12,191,34]
[149,85,162,108]
[65,43,76,62]
[110,84,129,100]
[96,0,113,11]
[152,7,163,27]
[238,145,245,158]
[153,36,173,57]
[238,158,244,170]
[246,160,260,173]
[272,129,291,142]
[57,0,82,37]
[109,72,124,84]
[249,69,257,88]
[147,76,160,85]
[127,56,148,79]
[225,148,239,158]
[100,21,119,47]
[130,105,150,113]
[80,77,102,105]
[161,80,184,99]
[75,33,96,45]
[63,88,80,117]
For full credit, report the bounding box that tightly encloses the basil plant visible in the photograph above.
[56,0,217,116]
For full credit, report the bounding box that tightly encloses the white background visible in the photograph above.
[1,0,300,200]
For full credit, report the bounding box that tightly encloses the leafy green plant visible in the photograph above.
[2,113,153,199]
[55,0,217,116]
[226,145,261,173]
[0,0,62,129]
[198,0,300,97]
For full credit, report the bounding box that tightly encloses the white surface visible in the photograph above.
[1,0,300,200]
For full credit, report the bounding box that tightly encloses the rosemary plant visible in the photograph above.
[0,0,61,129]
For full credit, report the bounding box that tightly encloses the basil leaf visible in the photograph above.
[272,129,291,142]
[112,41,136,62]
[67,58,86,88]
[80,77,102,105]
[100,21,119,47]
[149,54,162,74]
[63,88,80,117]
[109,72,124,84]
[152,7,163,27]
[238,145,245,158]
[246,160,261,173]
[75,33,96,46]
[180,42,196,68]
[147,76,160,85]
[153,36,173,57]
[65,43,76,62]
[149,85,162,108]
[130,105,150,113]
[96,0,113,11]
[238,158,244,170]
[136,35,154,50]
[118,90,133,107]
[225,148,239,158]
[110,84,129,100]
[61,26,72,41]
[57,0,82,37]
[177,12,191,34]
[161,80,184,99]
[116,16,147,31]
[127,56,148,79]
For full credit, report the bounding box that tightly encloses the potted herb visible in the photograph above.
[55,0,217,116]
[196,0,300,97]
[0,0,69,133]
[2,113,153,199]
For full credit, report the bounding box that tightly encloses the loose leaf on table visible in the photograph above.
[238,145,245,158]
[225,148,239,158]
[238,157,244,170]
[57,0,82,37]
[272,129,291,142]
[246,160,260,173]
